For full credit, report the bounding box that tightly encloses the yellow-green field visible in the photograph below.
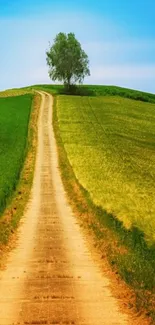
[57,95,155,244]
[54,93,155,319]
[0,89,33,98]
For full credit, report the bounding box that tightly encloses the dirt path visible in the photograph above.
[0,92,130,325]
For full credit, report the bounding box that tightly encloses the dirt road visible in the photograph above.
[0,92,129,324]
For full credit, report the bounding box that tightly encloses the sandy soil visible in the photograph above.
[0,91,130,324]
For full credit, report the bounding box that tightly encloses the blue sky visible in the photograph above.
[0,0,155,92]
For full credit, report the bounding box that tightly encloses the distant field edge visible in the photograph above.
[0,92,40,253]
[53,94,155,324]
[23,84,155,104]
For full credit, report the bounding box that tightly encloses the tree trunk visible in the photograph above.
[64,76,72,93]
[67,77,71,91]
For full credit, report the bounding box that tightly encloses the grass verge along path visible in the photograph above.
[54,95,155,323]
[0,93,40,248]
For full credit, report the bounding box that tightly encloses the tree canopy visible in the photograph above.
[46,32,90,89]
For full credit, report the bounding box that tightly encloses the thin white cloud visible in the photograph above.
[84,40,155,53]
[83,39,155,67]
[90,64,155,81]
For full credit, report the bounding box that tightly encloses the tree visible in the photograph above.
[46,32,90,90]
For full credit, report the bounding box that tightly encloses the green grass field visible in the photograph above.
[57,95,155,244]
[0,94,33,215]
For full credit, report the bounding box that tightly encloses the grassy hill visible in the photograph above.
[41,84,155,320]
[1,84,155,319]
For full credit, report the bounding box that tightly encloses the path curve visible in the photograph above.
[0,91,130,324]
